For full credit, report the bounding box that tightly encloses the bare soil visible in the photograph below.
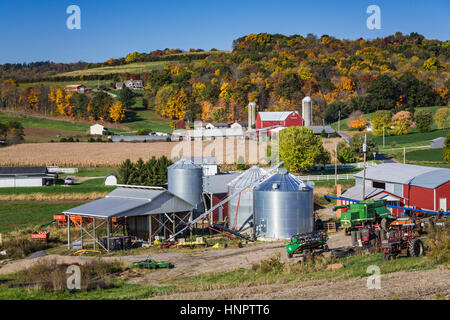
[153,268,449,300]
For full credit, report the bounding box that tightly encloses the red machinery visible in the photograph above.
[53,215,92,228]
[381,218,424,260]
[31,231,50,242]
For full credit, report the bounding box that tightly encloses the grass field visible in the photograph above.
[372,128,449,149]
[0,202,84,233]
[0,252,438,300]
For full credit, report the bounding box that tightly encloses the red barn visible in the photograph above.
[256,111,303,129]
[203,172,241,221]
[341,163,450,216]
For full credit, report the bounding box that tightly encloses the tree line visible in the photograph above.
[118,156,173,186]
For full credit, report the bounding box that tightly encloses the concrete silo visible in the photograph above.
[168,159,204,212]
[227,166,266,232]
[254,168,314,239]
[302,96,313,127]
[248,102,257,129]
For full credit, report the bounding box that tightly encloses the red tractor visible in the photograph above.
[381,218,424,260]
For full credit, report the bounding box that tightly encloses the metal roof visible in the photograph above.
[168,159,202,170]
[184,156,218,165]
[255,169,311,191]
[353,163,450,189]
[204,172,241,194]
[0,166,47,176]
[341,185,384,200]
[63,186,194,218]
[258,111,298,122]
[228,166,267,189]
[308,126,335,134]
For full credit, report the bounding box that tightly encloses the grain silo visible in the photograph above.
[302,96,312,127]
[248,102,257,129]
[168,159,204,212]
[227,166,266,232]
[254,168,314,239]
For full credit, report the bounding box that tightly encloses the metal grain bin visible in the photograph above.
[254,168,314,239]
[168,159,204,211]
[227,166,266,232]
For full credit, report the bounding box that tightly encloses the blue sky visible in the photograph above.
[0,0,448,63]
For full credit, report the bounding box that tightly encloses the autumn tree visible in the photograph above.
[279,126,330,172]
[109,101,125,122]
[370,110,392,136]
[347,111,367,130]
[444,132,450,164]
[434,108,450,129]
[392,111,412,135]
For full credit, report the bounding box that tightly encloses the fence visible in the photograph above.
[309,161,378,171]
[299,174,355,181]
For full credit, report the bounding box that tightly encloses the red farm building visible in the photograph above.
[256,111,303,130]
[340,163,450,216]
[203,172,241,222]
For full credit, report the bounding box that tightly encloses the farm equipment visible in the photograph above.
[130,259,174,269]
[333,199,394,247]
[31,231,50,242]
[381,217,425,260]
[158,240,178,249]
[285,230,329,258]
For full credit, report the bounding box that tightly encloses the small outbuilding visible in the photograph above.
[0,166,56,187]
[105,174,118,186]
[90,124,107,136]
[430,137,445,149]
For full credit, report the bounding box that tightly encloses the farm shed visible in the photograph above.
[203,172,241,221]
[256,111,303,130]
[90,124,107,136]
[0,166,56,187]
[341,163,450,214]
[63,185,194,251]
[308,126,336,137]
[104,174,118,186]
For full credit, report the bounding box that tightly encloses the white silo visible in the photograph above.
[302,96,313,127]
[248,102,256,129]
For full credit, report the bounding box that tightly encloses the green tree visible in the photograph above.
[5,121,25,144]
[118,159,134,184]
[414,109,433,133]
[370,110,392,136]
[211,108,227,123]
[337,141,354,163]
[349,133,378,161]
[367,74,398,111]
[392,111,412,135]
[279,126,330,172]
[119,85,135,109]
[323,101,350,124]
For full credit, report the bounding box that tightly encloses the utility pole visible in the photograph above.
[383,124,385,148]
[338,110,341,133]
[334,142,338,186]
[362,134,367,201]
[403,147,406,164]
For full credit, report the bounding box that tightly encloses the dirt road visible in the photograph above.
[153,268,449,300]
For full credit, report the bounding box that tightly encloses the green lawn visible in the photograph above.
[0,202,84,233]
[407,148,445,162]
[372,128,449,149]
[0,112,90,133]
[0,178,115,196]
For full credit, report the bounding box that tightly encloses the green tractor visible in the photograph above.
[333,199,395,247]
[285,230,329,258]
[130,259,174,269]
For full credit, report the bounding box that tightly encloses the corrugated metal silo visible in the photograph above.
[227,166,266,232]
[168,159,204,211]
[254,168,314,239]
[302,96,312,127]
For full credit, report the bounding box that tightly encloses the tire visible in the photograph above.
[238,242,243,248]
[408,238,424,257]
[287,252,293,259]
[351,231,357,246]
[323,244,329,252]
